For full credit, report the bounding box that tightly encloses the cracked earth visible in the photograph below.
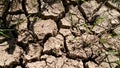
[0,0,120,68]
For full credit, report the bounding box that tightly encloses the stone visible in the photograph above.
[96,6,108,16]
[66,35,88,59]
[66,33,103,60]
[85,61,98,68]
[95,53,106,64]
[26,0,38,13]
[10,0,22,12]
[41,0,64,20]
[46,55,56,63]
[26,61,46,68]
[61,5,85,27]
[59,28,71,36]
[81,33,99,44]
[99,62,112,68]
[111,18,120,25]
[24,43,43,61]
[0,41,8,46]
[92,26,105,33]
[108,9,120,19]
[96,6,120,25]
[15,66,22,68]
[69,5,85,25]
[43,34,64,56]
[34,19,58,40]
[55,57,65,68]
[100,34,120,50]
[0,45,23,67]
[17,30,33,43]
[114,26,120,35]
[107,55,119,62]
[81,0,99,19]
[66,36,83,51]
[0,36,6,44]
[62,58,83,68]
[60,17,71,27]
[92,18,110,33]
[40,55,83,68]
[108,1,120,10]
[40,55,56,68]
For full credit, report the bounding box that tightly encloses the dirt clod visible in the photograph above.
[0,0,120,68]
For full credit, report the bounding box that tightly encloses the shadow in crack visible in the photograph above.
[6,38,17,54]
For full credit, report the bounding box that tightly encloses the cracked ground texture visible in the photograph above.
[0,0,120,68]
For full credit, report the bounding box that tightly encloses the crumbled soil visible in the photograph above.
[0,0,120,68]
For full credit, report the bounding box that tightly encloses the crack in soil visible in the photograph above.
[0,0,120,68]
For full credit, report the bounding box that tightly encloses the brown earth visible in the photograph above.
[0,0,120,68]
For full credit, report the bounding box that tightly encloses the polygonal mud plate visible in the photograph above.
[34,19,58,40]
